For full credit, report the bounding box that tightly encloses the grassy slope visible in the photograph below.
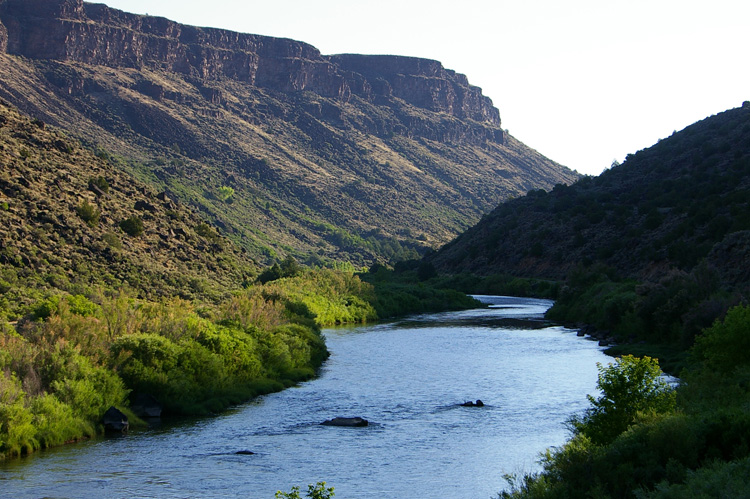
[0,49,578,267]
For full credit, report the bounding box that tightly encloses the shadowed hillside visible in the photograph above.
[431,103,750,285]
[0,0,578,266]
[429,102,750,351]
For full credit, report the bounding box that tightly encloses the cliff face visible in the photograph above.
[330,54,500,125]
[0,0,351,98]
[0,0,578,266]
[0,0,499,129]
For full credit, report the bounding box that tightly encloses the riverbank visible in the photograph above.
[0,268,481,461]
[1,297,608,498]
[501,304,750,497]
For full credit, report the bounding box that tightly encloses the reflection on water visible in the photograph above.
[0,296,608,499]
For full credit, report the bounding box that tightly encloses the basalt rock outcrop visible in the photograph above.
[0,0,578,265]
[0,0,499,131]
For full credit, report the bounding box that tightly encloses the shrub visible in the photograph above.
[568,355,676,445]
[102,232,122,250]
[217,185,234,203]
[693,305,750,374]
[76,200,101,227]
[119,216,144,237]
[194,222,220,241]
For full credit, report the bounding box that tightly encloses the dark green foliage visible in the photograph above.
[431,104,750,294]
[692,305,750,374]
[257,264,283,284]
[546,263,735,354]
[417,261,437,281]
[119,215,144,237]
[568,355,676,445]
[194,222,220,242]
[500,306,750,498]
[76,200,101,227]
[257,256,303,284]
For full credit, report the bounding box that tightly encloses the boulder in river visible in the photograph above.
[461,399,485,407]
[321,417,369,427]
[103,406,129,432]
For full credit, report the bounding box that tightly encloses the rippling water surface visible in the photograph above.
[0,296,609,498]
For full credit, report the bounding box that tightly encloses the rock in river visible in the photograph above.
[321,417,369,427]
[103,406,129,432]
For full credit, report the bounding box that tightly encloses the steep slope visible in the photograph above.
[430,103,750,289]
[0,99,254,316]
[0,0,578,266]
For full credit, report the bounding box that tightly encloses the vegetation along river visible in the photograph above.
[0,296,610,498]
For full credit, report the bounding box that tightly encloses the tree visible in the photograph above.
[569,355,676,445]
[693,305,750,374]
[280,255,302,278]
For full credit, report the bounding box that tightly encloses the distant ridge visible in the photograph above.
[429,103,750,290]
[0,0,578,265]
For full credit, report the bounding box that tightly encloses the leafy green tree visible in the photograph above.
[257,263,282,284]
[280,255,302,278]
[569,355,676,445]
[693,305,750,374]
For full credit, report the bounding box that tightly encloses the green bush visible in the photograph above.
[119,215,144,237]
[102,232,122,249]
[217,185,234,203]
[76,200,101,227]
[693,305,750,374]
[569,355,676,445]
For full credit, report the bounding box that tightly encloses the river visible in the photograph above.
[0,296,609,498]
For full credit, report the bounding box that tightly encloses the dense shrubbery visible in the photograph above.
[119,215,144,237]
[0,266,481,460]
[567,356,676,446]
[0,283,330,458]
[500,306,750,498]
[361,265,481,318]
[545,263,740,366]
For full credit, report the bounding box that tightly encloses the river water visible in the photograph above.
[0,296,609,498]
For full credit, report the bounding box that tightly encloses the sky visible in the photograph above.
[98,0,749,176]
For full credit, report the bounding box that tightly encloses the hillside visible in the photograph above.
[428,102,750,351]
[431,103,750,286]
[0,99,254,317]
[0,0,578,266]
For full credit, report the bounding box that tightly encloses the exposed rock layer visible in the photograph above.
[0,0,499,129]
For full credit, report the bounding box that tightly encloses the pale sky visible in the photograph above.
[98,0,749,175]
